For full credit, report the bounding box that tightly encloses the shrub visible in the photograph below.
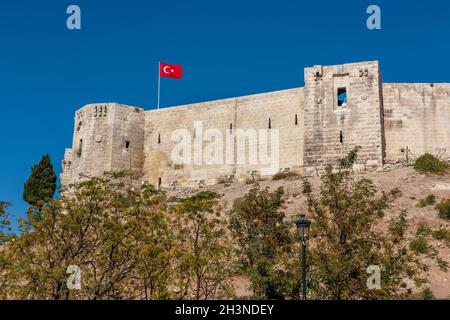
[409,238,429,254]
[406,288,436,300]
[435,199,450,220]
[272,171,298,181]
[432,229,450,242]
[417,194,436,208]
[419,288,436,300]
[416,221,431,237]
[413,153,449,175]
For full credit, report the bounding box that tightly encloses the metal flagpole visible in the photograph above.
[157,61,161,109]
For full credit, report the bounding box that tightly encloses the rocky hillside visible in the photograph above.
[168,166,450,298]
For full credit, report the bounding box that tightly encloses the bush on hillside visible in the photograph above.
[409,238,429,254]
[417,194,436,208]
[435,199,450,220]
[413,153,449,175]
[432,229,450,242]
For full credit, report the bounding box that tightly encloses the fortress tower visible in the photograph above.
[61,103,145,185]
[61,61,450,188]
[303,61,385,171]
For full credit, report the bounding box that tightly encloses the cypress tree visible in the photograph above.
[23,154,57,207]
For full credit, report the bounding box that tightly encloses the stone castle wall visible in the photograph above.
[143,88,304,187]
[61,61,450,188]
[382,83,450,162]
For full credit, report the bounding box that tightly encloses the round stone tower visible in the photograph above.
[61,103,145,185]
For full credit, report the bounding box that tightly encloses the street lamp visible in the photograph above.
[296,214,310,300]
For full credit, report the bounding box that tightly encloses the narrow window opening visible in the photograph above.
[340,130,343,144]
[157,133,161,144]
[229,123,233,133]
[158,177,162,188]
[78,139,83,156]
[337,88,347,107]
[268,118,272,129]
[125,141,130,149]
[295,114,298,126]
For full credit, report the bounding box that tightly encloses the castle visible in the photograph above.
[61,61,450,188]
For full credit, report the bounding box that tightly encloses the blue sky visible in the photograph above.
[1,0,450,230]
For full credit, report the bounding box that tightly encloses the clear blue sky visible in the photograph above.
[1,0,450,230]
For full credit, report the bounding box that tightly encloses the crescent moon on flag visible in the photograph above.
[163,66,172,74]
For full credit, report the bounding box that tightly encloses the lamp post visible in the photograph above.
[295,214,310,300]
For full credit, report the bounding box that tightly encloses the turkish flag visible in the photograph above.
[159,62,182,79]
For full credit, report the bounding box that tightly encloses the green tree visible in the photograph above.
[23,154,57,207]
[128,182,176,300]
[4,172,176,300]
[302,148,427,299]
[229,185,299,299]
[172,191,234,300]
[3,172,237,300]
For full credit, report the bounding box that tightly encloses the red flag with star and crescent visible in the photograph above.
[159,61,183,79]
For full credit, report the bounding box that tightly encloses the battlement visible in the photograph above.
[61,61,450,188]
